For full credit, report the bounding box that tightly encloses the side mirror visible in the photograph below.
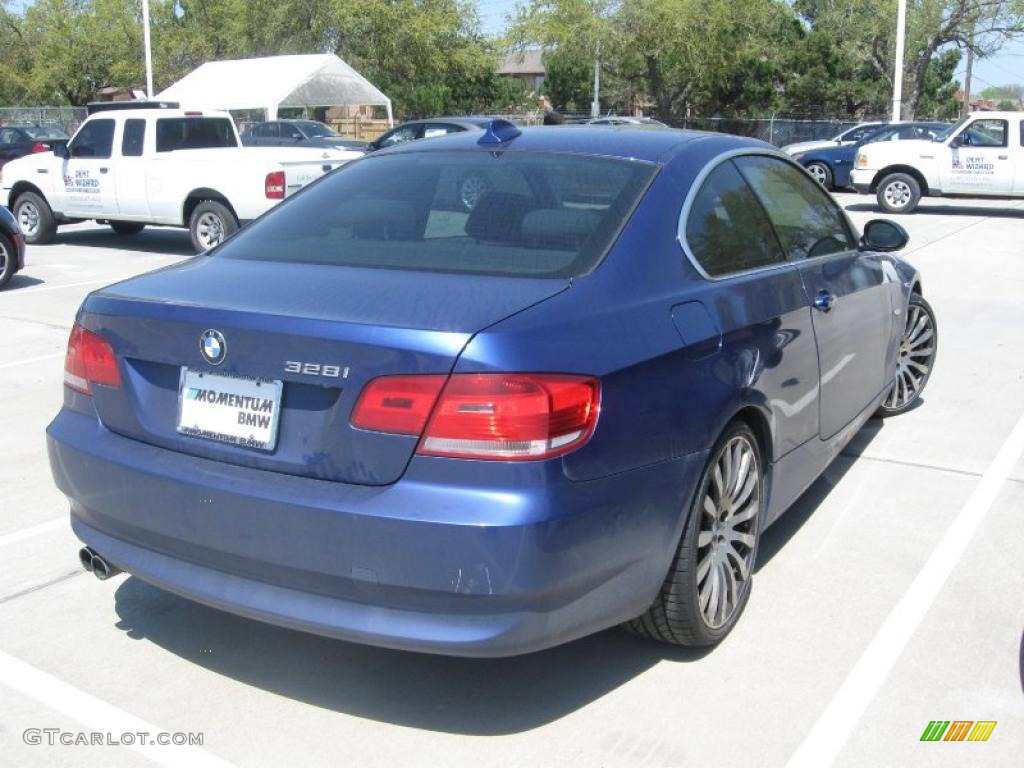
[53,142,69,159]
[949,134,962,148]
[860,219,909,252]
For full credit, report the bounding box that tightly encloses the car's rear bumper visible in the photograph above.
[48,407,705,656]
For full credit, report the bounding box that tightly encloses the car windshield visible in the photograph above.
[216,151,657,278]
[298,122,340,138]
[24,126,67,140]
[934,116,969,142]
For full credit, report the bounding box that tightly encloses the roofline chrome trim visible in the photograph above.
[676,147,859,282]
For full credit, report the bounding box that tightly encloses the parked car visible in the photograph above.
[852,111,1024,213]
[241,120,369,151]
[0,124,69,167]
[1,106,361,252]
[587,116,668,126]
[782,121,887,156]
[0,203,25,288]
[49,122,936,657]
[366,117,492,151]
[793,122,949,189]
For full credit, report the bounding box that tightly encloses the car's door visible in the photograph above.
[113,118,150,218]
[939,117,1015,195]
[735,154,893,440]
[57,117,118,217]
[1015,119,1024,195]
[682,157,821,458]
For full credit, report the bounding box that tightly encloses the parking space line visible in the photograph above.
[0,648,235,767]
[3,277,119,295]
[0,518,66,547]
[0,352,64,371]
[785,409,1024,768]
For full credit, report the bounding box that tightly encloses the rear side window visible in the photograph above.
[684,161,784,277]
[734,155,853,260]
[121,119,145,156]
[69,119,115,159]
[216,151,657,278]
[156,118,236,152]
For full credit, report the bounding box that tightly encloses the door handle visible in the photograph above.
[998,155,1008,160]
[99,167,109,173]
[813,290,835,312]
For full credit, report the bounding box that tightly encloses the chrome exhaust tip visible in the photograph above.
[78,547,95,573]
[91,553,121,581]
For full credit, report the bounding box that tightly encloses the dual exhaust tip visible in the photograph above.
[78,546,121,581]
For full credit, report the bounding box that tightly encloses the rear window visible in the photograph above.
[217,151,657,278]
[156,118,236,152]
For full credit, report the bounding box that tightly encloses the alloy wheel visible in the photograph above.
[696,435,760,629]
[883,301,935,410]
[807,163,829,186]
[196,212,225,250]
[883,181,912,209]
[17,201,40,237]
[460,175,489,211]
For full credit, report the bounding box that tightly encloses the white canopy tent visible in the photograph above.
[156,53,393,125]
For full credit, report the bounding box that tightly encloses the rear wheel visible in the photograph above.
[624,421,763,646]
[110,221,145,236]
[13,191,57,245]
[876,173,921,214]
[0,231,15,288]
[188,200,238,252]
[877,293,937,416]
[806,161,833,189]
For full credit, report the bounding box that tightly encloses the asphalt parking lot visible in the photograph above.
[1,192,1022,768]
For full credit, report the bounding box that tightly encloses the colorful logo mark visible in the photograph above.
[920,720,996,742]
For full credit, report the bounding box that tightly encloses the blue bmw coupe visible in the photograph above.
[48,121,936,656]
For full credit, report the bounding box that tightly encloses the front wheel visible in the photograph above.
[876,173,921,214]
[624,421,763,646]
[14,191,57,245]
[189,201,238,253]
[877,293,937,416]
[0,231,16,289]
[806,161,833,189]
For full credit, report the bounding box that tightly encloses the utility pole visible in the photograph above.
[591,40,601,118]
[962,33,975,117]
[891,0,906,121]
[142,0,154,99]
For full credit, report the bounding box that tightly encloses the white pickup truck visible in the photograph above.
[851,111,1024,213]
[1,105,361,251]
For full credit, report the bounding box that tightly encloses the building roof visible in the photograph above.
[498,49,546,76]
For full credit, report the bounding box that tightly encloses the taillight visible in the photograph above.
[64,324,121,394]
[419,374,599,460]
[31,142,50,153]
[352,373,600,460]
[265,170,285,199]
[351,375,447,435]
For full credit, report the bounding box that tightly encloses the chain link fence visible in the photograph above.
[0,106,88,135]
[679,116,870,147]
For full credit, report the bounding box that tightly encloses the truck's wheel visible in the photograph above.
[13,191,57,245]
[110,221,145,236]
[876,173,921,214]
[189,201,238,253]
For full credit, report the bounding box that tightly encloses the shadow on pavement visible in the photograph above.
[2,274,45,291]
[843,202,1024,219]
[756,417,884,572]
[54,227,196,257]
[112,578,710,735]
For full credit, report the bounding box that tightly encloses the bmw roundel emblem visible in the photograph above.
[199,329,227,366]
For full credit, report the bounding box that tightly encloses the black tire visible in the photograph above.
[110,221,145,236]
[0,231,16,289]
[624,421,763,646]
[806,161,834,189]
[13,191,57,245]
[188,200,238,253]
[876,293,937,417]
[876,173,921,214]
